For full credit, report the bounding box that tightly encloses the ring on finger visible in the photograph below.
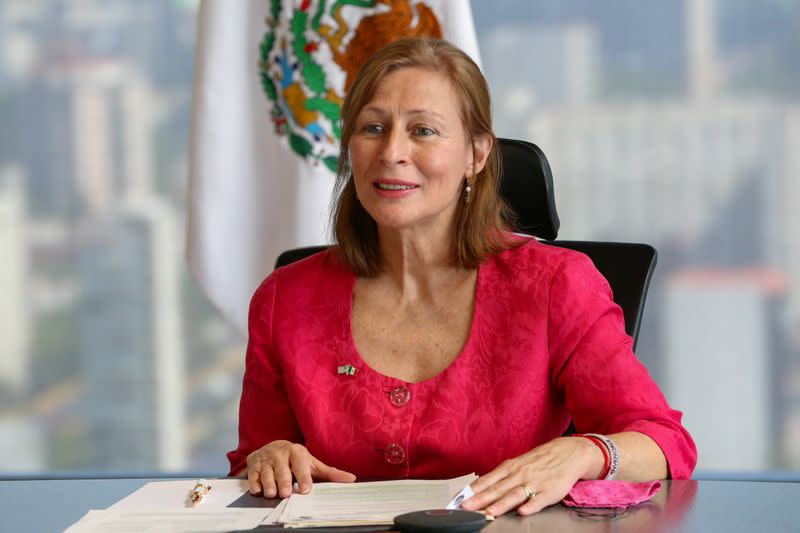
[521,484,537,500]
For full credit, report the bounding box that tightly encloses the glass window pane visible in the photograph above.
[473,0,800,474]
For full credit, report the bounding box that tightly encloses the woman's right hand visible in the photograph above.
[245,440,357,498]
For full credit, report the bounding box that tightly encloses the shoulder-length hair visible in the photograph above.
[332,38,515,276]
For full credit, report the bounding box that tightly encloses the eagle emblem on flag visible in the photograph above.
[259,0,443,173]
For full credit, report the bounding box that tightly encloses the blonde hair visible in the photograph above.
[332,38,514,276]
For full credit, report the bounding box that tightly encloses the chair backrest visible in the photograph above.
[497,138,559,240]
[274,138,657,351]
[545,241,656,350]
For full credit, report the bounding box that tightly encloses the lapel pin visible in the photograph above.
[337,364,358,376]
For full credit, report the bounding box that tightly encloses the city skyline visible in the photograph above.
[0,0,797,474]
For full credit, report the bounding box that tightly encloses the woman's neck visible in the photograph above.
[375,225,473,301]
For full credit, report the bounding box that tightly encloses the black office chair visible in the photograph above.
[275,138,657,352]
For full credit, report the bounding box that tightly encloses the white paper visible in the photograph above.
[446,483,475,509]
[109,478,249,510]
[279,473,477,527]
[64,508,270,533]
[261,497,289,525]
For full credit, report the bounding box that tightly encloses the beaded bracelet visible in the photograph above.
[584,433,620,480]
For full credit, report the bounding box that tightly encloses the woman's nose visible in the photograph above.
[379,129,409,165]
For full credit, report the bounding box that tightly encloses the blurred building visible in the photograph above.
[0,167,30,392]
[0,1,45,84]
[0,417,44,471]
[3,0,161,217]
[527,102,800,323]
[686,0,718,100]
[14,57,154,218]
[664,268,787,470]
[78,199,185,471]
[473,0,687,95]
[786,364,800,469]
[0,0,797,476]
[481,23,599,138]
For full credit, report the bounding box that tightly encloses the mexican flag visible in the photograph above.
[187,0,481,333]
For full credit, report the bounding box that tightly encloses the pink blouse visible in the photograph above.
[227,238,696,480]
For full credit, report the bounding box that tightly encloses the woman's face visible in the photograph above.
[348,66,489,234]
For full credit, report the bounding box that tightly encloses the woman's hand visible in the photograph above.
[244,440,357,498]
[461,437,602,516]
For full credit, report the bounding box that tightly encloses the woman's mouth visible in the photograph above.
[375,183,418,190]
[372,181,419,198]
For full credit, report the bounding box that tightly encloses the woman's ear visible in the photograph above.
[469,134,493,177]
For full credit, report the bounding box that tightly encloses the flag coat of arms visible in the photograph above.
[187,0,481,333]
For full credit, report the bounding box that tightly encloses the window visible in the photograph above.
[474,0,800,474]
[1,0,797,476]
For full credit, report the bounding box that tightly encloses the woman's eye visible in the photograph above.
[413,126,435,137]
[362,123,383,134]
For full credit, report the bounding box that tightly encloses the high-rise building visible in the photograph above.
[663,268,787,470]
[0,167,30,392]
[0,0,45,84]
[785,363,800,469]
[15,57,154,217]
[527,102,800,316]
[686,0,718,100]
[481,23,599,138]
[0,417,43,472]
[79,198,185,471]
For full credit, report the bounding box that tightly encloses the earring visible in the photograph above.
[465,178,472,204]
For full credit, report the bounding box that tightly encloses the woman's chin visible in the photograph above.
[369,210,455,236]
[365,209,420,231]
[373,218,419,232]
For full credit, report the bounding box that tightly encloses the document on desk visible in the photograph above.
[109,478,250,509]
[65,478,272,532]
[277,473,477,528]
[65,474,476,531]
[64,508,270,532]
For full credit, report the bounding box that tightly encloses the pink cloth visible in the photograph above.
[227,237,696,480]
[563,480,662,509]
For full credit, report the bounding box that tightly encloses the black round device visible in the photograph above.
[393,509,489,533]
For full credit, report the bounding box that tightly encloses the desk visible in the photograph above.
[1,478,798,532]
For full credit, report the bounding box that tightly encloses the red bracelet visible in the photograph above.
[585,435,611,479]
[572,434,611,480]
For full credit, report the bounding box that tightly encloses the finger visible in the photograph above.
[289,444,313,494]
[517,488,557,516]
[274,462,295,499]
[463,470,529,511]
[311,457,357,483]
[247,460,264,495]
[468,460,515,494]
[485,485,533,517]
[259,464,278,498]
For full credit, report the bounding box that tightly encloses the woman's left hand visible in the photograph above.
[460,436,602,516]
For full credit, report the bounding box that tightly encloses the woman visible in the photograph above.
[227,38,696,517]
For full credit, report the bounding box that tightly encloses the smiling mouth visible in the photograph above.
[375,183,418,190]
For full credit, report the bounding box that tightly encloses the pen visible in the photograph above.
[190,479,212,506]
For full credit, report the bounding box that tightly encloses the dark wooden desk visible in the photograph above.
[1,478,798,532]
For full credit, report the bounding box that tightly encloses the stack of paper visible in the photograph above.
[275,473,477,528]
[65,478,272,533]
[109,478,252,510]
[65,508,272,532]
[64,474,477,532]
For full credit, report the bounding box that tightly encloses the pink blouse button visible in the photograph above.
[389,386,411,407]
[384,443,405,464]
